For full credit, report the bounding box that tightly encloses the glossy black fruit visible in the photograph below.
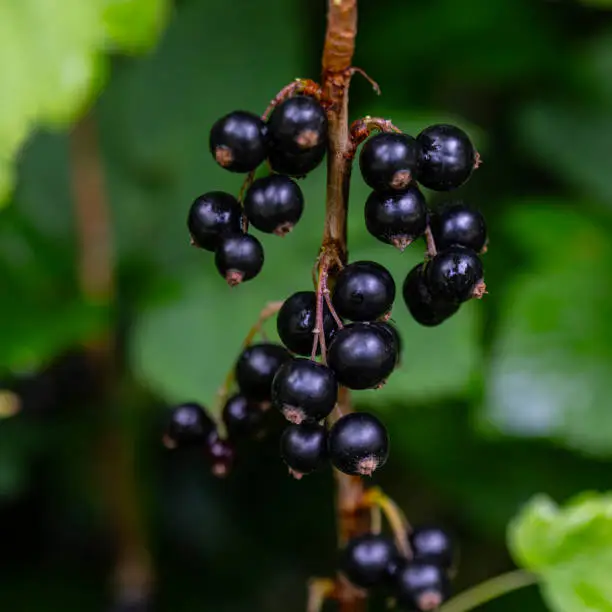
[276,291,339,356]
[166,402,216,447]
[327,323,397,389]
[244,174,304,235]
[426,246,484,303]
[235,343,290,401]
[268,142,326,177]
[215,233,264,286]
[395,562,451,611]
[402,264,460,327]
[205,433,235,477]
[364,186,427,249]
[280,422,328,476]
[371,321,402,367]
[409,526,454,569]
[268,95,328,155]
[332,261,396,322]
[341,533,398,588]
[209,111,268,172]
[188,192,243,251]
[222,393,265,438]
[430,201,487,253]
[417,124,475,191]
[272,358,337,423]
[328,412,389,476]
[360,133,419,192]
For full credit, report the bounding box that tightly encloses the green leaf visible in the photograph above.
[481,202,612,456]
[0,0,170,206]
[509,492,612,612]
[518,103,612,204]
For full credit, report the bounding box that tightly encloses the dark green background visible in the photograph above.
[2,0,612,609]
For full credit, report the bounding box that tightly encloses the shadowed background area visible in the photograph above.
[1,0,612,610]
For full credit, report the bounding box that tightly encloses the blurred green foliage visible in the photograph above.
[2,0,612,610]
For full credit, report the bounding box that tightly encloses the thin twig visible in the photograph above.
[69,116,152,609]
[438,570,537,612]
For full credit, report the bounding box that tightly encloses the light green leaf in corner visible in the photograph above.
[509,492,612,612]
[0,0,170,207]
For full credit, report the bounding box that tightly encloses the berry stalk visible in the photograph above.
[320,2,368,611]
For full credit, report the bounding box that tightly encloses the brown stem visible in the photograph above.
[321,2,366,611]
[69,117,152,608]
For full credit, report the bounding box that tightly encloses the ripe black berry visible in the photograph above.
[222,393,265,438]
[340,533,397,589]
[215,233,264,286]
[364,186,427,250]
[244,175,304,236]
[403,264,460,327]
[417,124,475,191]
[209,111,268,173]
[359,133,419,192]
[327,323,397,389]
[272,358,337,424]
[409,526,454,569]
[332,261,396,322]
[328,412,389,476]
[430,201,487,253]
[426,246,484,303]
[371,321,402,367]
[205,433,235,477]
[395,562,451,611]
[268,143,327,177]
[235,343,290,401]
[276,291,339,356]
[187,192,243,251]
[268,95,328,155]
[166,402,216,447]
[280,422,328,477]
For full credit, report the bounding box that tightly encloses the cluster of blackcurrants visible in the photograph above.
[360,124,487,327]
[341,525,454,611]
[188,95,328,285]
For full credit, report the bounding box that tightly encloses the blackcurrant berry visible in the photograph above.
[235,343,290,401]
[268,142,326,178]
[328,412,389,476]
[426,246,484,303]
[327,323,397,390]
[276,291,339,356]
[222,393,265,438]
[409,526,454,569]
[417,124,475,191]
[364,186,427,250]
[209,111,268,173]
[402,264,460,327]
[280,422,328,477]
[243,175,304,236]
[340,533,398,589]
[332,261,396,322]
[268,95,328,155]
[371,321,402,367]
[395,562,451,611]
[165,402,216,447]
[272,358,337,424]
[187,192,243,252]
[429,201,487,253]
[215,233,264,286]
[359,133,419,192]
[205,433,235,477]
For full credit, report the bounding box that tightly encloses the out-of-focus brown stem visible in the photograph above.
[69,116,152,608]
[320,2,366,611]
